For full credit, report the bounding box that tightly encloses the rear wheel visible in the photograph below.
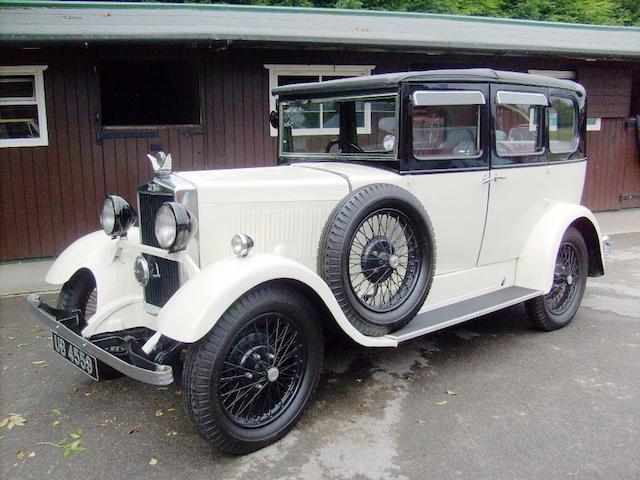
[525,227,588,331]
[182,285,323,454]
[57,269,123,380]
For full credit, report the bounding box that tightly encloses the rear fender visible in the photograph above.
[516,203,604,293]
[156,253,396,347]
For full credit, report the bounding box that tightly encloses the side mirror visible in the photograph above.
[269,110,279,130]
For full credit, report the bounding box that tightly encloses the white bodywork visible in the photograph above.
[46,157,604,347]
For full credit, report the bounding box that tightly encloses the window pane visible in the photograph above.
[0,76,35,99]
[412,105,480,159]
[495,104,542,157]
[357,98,397,152]
[281,96,396,158]
[285,101,321,129]
[549,97,577,154]
[278,75,319,86]
[0,104,40,139]
[99,59,200,126]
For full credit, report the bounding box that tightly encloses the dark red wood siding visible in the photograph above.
[1,45,638,261]
[0,48,279,261]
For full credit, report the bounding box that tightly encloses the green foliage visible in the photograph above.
[162,0,640,25]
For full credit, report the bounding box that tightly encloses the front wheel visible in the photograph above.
[182,285,323,454]
[525,227,588,331]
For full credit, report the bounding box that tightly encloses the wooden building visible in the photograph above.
[1,1,639,262]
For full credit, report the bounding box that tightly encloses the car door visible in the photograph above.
[477,84,550,266]
[404,83,490,275]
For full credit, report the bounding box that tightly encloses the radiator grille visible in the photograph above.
[138,188,180,308]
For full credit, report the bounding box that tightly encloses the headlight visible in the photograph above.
[154,202,197,252]
[100,195,136,238]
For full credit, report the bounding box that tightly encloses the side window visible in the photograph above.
[494,91,546,164]
[548,96,578,156]
[410,90,485,169]
[265,64,374,136]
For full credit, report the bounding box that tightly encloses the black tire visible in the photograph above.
[57,269,123,380]
[182,285,323,455]
[525,227,588,331]
[318,183,436,336]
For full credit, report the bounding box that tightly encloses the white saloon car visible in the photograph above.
[28,69,606,454]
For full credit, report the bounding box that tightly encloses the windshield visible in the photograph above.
[279,94,398,160]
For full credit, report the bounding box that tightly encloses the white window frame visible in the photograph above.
[265,64,375,137]
[527,70,576,80]
[0,65,49,148]
[587,117,602,131]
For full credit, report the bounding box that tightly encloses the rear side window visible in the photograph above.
[494,91,546,163]
[548,97,578,155]
[412,104,481,160]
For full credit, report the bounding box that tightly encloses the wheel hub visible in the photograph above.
[267,367,279,382]
[361,236,396,283]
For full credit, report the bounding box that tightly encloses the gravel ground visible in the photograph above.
[1,233,639,480]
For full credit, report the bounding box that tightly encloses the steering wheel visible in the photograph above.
[325,139,365,154]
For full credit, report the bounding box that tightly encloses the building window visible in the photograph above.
[98,58,201,127]
[0,66,48,148]
[265,64,375,136]
[586,117,602,131]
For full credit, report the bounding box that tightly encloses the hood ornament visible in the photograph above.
[147,151,172,177]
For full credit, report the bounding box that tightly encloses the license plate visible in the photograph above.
[52,333,99,381]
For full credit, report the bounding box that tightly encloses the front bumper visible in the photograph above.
[26,294,174,385]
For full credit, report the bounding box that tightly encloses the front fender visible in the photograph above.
[46,229,142,310]
[157,253,396,347]
[516,203,604,293]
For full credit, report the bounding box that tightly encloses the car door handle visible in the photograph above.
[482,174,508,184]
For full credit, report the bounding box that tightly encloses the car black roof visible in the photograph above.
[272,68,585,98]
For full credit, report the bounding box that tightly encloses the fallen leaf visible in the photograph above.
[417,419,426,425]
[1,413,27,429]
[356,402,367,410]
[155,409,164,417]
[52,408,62,416]
[32,361,46,365]
[16,449,26,461]
[52,420,61,427]
[128,426,139,434]
[167,407,177,412]
[436,400,448,406]
[149,457,158,466]
[28,451,35,458]
[166,431,178,436]
[174,389,182,396]
[446,390,458,396]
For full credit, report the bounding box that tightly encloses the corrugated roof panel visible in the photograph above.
[1,1,639,59]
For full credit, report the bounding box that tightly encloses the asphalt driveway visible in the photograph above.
[1,233,639,480]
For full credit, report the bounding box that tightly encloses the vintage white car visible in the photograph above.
[28,69,606,454]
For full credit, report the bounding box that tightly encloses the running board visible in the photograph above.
[386,287,542,343]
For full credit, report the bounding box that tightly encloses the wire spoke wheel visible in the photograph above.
[218,313,306,428]
[544,242,581,315]
[85,288,97,320]
[347,208,421,313]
